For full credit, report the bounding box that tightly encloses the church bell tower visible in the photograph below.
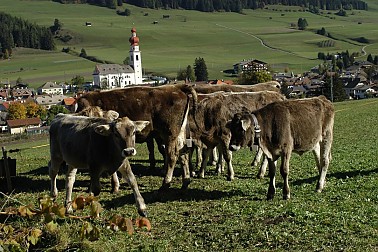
[129,27,142,84]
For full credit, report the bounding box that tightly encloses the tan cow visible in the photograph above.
[76,84,198,190]
[228,96,334,199]
[49,114,149,216]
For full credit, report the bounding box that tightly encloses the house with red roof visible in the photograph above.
[6,118,41,134]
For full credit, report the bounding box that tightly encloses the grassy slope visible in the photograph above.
[0,0,378,88]
[1,99,377,251]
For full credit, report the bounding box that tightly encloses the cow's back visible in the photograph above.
[257,96,334,153]
[194,82,281,94]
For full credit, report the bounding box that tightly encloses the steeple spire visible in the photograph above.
[129,27,142,84]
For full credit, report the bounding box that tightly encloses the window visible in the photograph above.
[136,55,139,61]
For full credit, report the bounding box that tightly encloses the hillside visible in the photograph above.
[0,0,378,88]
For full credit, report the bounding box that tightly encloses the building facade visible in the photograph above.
[93,28,143,89]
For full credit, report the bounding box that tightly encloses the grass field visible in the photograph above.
[1,98,377,251]
[1,0,378,88]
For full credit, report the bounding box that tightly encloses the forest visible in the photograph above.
[0,12,55,59]
[125,0,368,13]
[51,0,369,12]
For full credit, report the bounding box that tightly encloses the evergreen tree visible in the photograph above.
[297,18,308,30]
[367,54,373,63]
[323,73,346,102]
[194,57,208,81]
[374,56,378,65]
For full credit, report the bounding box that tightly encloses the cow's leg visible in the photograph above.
[155,136,166,167]
[317,133,333,192]
[110,172,120,194]
[252,147,263,167]
[209,146,218,166]
[280,151,292,200]
[198,147,212,178]
[193,143,202,176]
[216,149,225,175]
[178,150,191,190]
[257,155,268,179]
[89,170,101,197]
[188,146,196,177]
[267,157,277,200]
[160,142,179,190]
[118,159,147,217]
[146,137,156,170]
[65,166,77,213]
[219,142,234,181]
[49,159,63,198]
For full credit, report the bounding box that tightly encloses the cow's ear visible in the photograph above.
[105,110,119,120]
[135,121,150,132]
[241,119,251,131]
[94,124,112,136]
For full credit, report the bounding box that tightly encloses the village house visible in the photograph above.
[93,28,143,89]
[35,94,68,109]
[233,59,269,74]
[37,81,64,95]
[6,117,41,135]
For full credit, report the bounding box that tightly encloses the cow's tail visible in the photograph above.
[179,84,212,138]
[179,84,201,130]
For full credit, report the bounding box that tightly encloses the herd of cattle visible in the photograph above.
[48,81,335,216]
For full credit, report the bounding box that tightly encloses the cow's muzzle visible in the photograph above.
[122,148,137,157]
[229,145,240,151]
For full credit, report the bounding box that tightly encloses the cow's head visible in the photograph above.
[94,117,149,157]
[228,112,254,151]
[76,106,119,120]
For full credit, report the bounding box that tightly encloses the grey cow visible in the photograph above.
[229,96,334,200]
[49,114,149,216]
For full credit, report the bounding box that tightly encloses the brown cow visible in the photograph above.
[191,81,282,172]
[49,114,149,216]
[184,91,286,181]
[76,84,198,190]
[193,81,281,94]
[228,96,334,200]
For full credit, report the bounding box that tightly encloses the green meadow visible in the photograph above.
[1,98,377,251]
[1,0,378,88]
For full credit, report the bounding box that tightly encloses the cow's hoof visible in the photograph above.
[283,194,290,200]
[267,194,274,200]
[181,180,191,190]
[138,209,148,217]
[158,183,170,192]
[227,176,234,181]
[111,189,120,194]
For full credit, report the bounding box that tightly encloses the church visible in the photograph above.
[92,28,143,89]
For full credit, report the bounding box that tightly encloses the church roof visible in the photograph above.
[94,64,135,75]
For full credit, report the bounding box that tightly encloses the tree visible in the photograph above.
[46,105,69,125]
[297,18,308,30]
[177,65,195,82]
[25,102,46,119]
[80,48,87,58]
[51,18,63,34]
[238,71,272,85]
[71,75,85,88]
[7,103,27,120]
[123,56,130,65]
[367,54,373,63]
[194,57,208,81]
[323,73,346,102]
